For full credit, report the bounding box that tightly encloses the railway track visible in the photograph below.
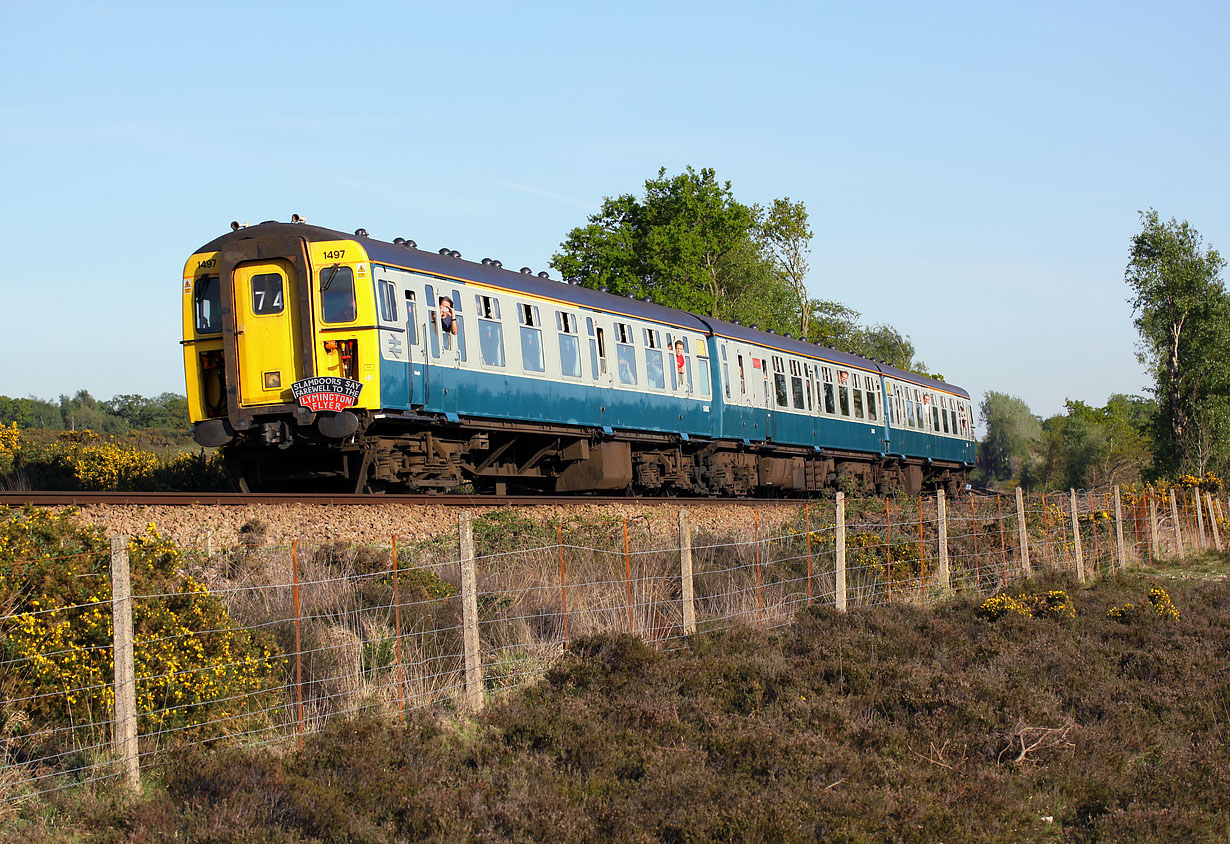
[0,491,760,508]
[0,488,992,508]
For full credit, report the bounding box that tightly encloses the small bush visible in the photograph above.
[1108,586,1180,623]
[977,589,1075,621]
[0,508,281,741]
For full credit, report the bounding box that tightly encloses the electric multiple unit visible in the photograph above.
[182,220,975,494]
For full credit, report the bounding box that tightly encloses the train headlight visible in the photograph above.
[264,371,282,389]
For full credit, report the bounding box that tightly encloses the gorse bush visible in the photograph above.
[0,508,280,739]
[1108,585,1180,622]
[977,589,1075,621]
[1,430,229,491]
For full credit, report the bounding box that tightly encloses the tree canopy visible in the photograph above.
[1127,209,1230,476]
[551,166,932,374]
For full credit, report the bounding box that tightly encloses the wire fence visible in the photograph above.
[0,484,1225,807]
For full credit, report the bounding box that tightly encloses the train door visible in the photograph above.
[759,352,775,441]
[425,282,466,414]
[585,315,615,427]
[400,275,431,405]
[374,268,409,408]
[233,260,302,407]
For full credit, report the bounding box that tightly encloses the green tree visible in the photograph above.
[59,390,126,435]
[976,392,1040,483]
[0,396,62,429]
[757,198,814,337]
[1126,210,1230,475]
[1027,395,1154,490]
[551,167,803,334]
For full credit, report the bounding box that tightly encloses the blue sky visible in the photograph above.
[2,1,1228,426]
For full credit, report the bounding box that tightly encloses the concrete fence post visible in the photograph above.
[458,511,484,714]
[835,492,847,611]
[679,510,696,635]
[1015,487,1031,577]
[1070,489,1085,583]
[936,489,950,592]
[1169,490,1183,556]
[110,535,140,793]
[1113,486,1127,570]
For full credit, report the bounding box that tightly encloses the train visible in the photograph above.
[182,218,975,495]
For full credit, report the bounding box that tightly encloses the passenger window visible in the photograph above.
[906,398,916,427]
[194,275,221,334]
[251,273,284,315]
[773,358,788,407]
[853,388,864,419]
[518,303,544,372]
[645,347,665,389]
[378,280,398,322]
[696,355,708,396]
[426,285,440,358]
[867,387,877,421]
[478,299,505,368]
[320,266,356,323]
[558,311,581,378]
[617,343,637,385]
[595,326,608,376]
[404,291,418,345]
[449,289,466,361]
[789,361,804,410]
[737,354,746,397]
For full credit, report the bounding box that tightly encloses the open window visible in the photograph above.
[558,310,582,378]
[518,303,544,373]
[476,294,505,367]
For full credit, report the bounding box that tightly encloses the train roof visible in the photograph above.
[197,221,969,399]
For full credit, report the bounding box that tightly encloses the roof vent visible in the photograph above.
[449,250,461,258]
[404,239,416,249]
[642,297,652,303]
[731,319,741,325]
[537,271,550,279]
[599,286,609,293]
[492,260,502,268]
[520,267,532,274]
[230,221,245,231]
[481,258,493,265]
[439,248,451,255]
[394,237,406,245]
[750,324,759,330]
[767,329,776,334]
[354,228,368,237]
[625,293,636,299]
[260,219,277,225]
[291,213,306,223]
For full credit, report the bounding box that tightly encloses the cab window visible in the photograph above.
[320,266,356,323]
[194,275,221,334]
[251,273,284,315]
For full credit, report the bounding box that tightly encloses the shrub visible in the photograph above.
[977,589,1075,621]
[1108,586,1180,623]
[0,508,281,740]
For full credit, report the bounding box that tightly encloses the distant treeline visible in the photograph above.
[0,391,189,434]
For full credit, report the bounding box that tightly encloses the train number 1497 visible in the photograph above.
[323,249,346,260]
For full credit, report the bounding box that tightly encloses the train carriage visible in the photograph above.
[182,219,975,495]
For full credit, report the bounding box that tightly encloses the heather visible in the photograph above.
[17,559,1230,843]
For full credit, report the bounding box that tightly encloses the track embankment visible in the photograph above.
[0,492,812,549]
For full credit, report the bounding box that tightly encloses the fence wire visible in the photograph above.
[1,485,1223,805]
